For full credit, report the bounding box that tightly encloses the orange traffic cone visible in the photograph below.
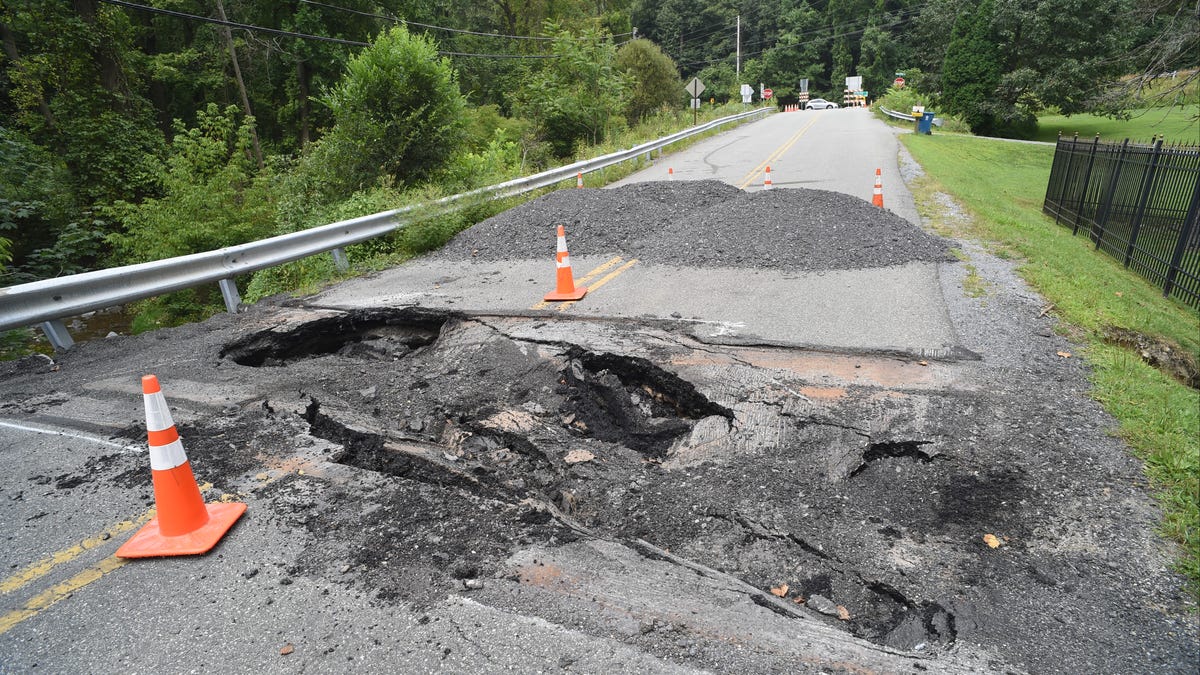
[543,225,587,302]
[576,172,583,188]
[668,167,674,180]
[764,166,773,190]
[116,375,246,558]
[872,168,884,208]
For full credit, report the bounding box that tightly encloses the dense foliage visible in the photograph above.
[0,0,1191,314]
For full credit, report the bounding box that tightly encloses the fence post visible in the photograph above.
[1162,171,1200,301]
[1124,136,1164,267]
[1072,134,1101,235]
[1093,138,1130,249]
[1054,133,1079,225]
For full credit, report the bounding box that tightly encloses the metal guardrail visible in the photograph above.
[0,107,771,348]
[879,107,916,122]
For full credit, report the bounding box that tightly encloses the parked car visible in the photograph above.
[805,98,839,110]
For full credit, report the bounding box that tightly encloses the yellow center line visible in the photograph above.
[0,555,128,636]
[556,258,639,312]
[0,510,154,595]
[737,115,821,189]
[0,480,231,606]
[530,255,624,310]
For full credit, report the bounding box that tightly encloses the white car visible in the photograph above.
[805,98,839,110]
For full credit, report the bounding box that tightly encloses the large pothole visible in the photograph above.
[561,349,733,457]
[255,315,974,654]
[220,307,451,367]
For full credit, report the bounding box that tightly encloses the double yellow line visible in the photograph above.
[529,255,639,312]
[736,114,821,189]
[0,482,232,637]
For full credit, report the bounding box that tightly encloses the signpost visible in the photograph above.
[686,77,705,125]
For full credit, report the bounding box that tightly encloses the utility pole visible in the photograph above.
[736,15,741,76]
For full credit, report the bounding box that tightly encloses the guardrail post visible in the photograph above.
[331,247,349,271]
[218,278,241,314]
[1124,137,1164,267]
[40,320,74,351]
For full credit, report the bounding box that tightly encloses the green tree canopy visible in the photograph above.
[616,39,681,123]
[518,22,630,157]
[941,0,1003,135]
[310,24,467,199]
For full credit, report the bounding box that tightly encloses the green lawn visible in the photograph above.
[1036,104,1199,144]
[902,133,1200,595]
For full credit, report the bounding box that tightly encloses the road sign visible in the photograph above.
[685,77,705,98]
[799,78,809,93]
[763,88,773,100]
[894,77,905,88]
[691,98,701,109]
[740,84,753,96]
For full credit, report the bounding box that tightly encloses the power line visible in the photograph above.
[100,0,368,47]
[679,11,922,69]
[299,0,554,41]
[301,0,635,42]
[98,0,562,59]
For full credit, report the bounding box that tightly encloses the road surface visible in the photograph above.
[1,109,1195,673]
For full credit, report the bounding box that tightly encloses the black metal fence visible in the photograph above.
[1043,133,1200,309]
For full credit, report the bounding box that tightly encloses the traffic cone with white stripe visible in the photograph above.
[764,166,773,190]
[116,375,246,558]
[576,172,583,188]
[543,225,588,301]
[872,168,884,208]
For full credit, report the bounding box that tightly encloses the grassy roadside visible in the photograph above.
[1035,104,1199,144]
[901,133,1200,595]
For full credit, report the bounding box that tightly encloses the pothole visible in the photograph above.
[1102,325,1199,389]
[220,307,451,367]
[561,349,733,457]
[848,441,940,478]
[303,398,497,495]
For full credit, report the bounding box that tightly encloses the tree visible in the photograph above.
[941,0,1002,135]
[991,0,1135,117]
[308,25,466,199]
[107,104,274,264]
[616,39,680,123]
[518,21,630,157]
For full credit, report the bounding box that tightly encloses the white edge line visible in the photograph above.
[0,419,145,453]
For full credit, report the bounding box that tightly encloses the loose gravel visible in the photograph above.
[433,181,951,270]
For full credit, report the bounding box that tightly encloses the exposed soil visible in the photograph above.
[1103,325,1199,389]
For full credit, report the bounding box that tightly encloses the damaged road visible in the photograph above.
[1,297,1195,672]
[0,111,1196,671]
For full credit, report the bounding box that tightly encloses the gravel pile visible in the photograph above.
[433,180,952,271]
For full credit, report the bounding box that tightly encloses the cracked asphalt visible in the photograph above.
[0,110,1196,673]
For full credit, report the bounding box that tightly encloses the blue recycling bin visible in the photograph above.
[918,111,935,135]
